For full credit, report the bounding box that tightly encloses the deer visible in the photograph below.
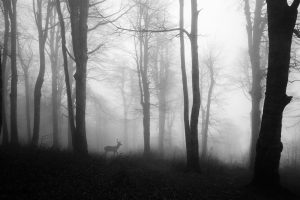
[104,139,122,156]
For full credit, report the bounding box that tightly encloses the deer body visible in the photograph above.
[104,140,122,156]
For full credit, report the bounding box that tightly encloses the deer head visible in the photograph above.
[117,139,122,147]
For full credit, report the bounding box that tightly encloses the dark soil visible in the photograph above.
[0,147,299,200]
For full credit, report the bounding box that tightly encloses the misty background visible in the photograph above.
[1,0,300,169]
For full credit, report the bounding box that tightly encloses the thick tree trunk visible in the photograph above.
[179,0,192,168]
[188,0,201,170]
[253,0,299,187]
[9,0,18,145]
[68,0,89,154]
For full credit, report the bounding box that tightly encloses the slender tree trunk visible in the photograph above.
[9,0,18,145]
[142,36,151,156]
[201,63,214,160]
[158,49,167,156]
[68,0,89,154]
[158,89,166,155]
[17,36,32,143]
[24,69,31,142]
[0,48,2,135]
[253,0,300,187]
[32,0,51,146]
[32,42,46,145]
[179,0,192,167]
[49,8,60,148]
[120,68,128,151]
[122,93,128,151]
[189,0,201,170]
[1,0,9,144]
[135,2,151,157]
[56,0,76,151]
[2,68,8,145]
[244,0,265,169]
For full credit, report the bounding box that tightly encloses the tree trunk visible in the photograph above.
[9,0,18,145]
[17,36,32,143]
[24,69,32,142]
[201,61,215,160]
[135,2,151,157]
[0,48,2,135]
[188,0,201,170]
[32,42,46,146]
[142,36,151,156]
[1,0,9,145]
[32,0,51,146]
[158,90,166,156]
[179,0,192,168]
[244,0,265,169]
[49,8,60,148]
[253,0,299,187]
[56,0,76,151]
[158,48,167,156]
[68,0,89,154]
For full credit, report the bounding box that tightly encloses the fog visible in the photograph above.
[1,0,300,184]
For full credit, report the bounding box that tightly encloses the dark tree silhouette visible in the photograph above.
[67,0,89,154]
[0,47,2,135]
[179,0,192,168]
[189,0,201,171]
[134,1,151,157]
[1,0,9,145]
[32,0,52,146]
[8,0,18,145]
[253,0,300,187]
[179,0,201,171]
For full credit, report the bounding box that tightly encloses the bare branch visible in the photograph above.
[88,43,104,55]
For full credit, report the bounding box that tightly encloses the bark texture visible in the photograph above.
[68,0,89,154]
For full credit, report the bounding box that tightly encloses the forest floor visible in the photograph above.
[0,147,299,200]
